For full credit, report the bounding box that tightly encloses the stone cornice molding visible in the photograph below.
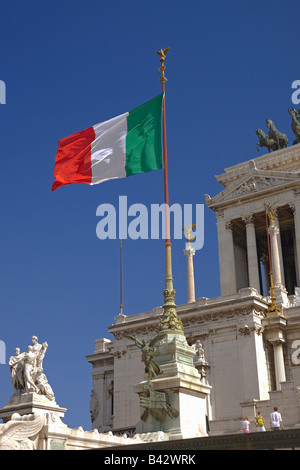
[108,300,268,341]
[206,168,300,210]
[181,306,266,329]
[216,145,300,187]
[86,353,114,367]
[112,325,158,341]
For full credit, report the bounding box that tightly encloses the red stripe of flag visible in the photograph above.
[52,126,95,191]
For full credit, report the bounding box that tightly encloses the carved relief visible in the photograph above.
[228,176,296,201]
[0,412,44,450]
[139,380,178,423]
[111,307,267,340]
[113,325,158,340]
[207,167,300,209]
[238,325,251,336]
[89,390,100,423]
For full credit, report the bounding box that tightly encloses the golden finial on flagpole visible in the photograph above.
[156,48,170,85]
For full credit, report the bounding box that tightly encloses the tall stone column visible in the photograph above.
[266,205,289,307]
[273,340,286,390]
[293,198,300,286]
[216,219,237,296]
[184,245,195,303]
[263,313,287,392]
[268,224,283,288]
[274,217,285,287]
[268,223,290,307]
[242,215,260,293]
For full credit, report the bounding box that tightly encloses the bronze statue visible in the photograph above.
[288,107,300,145]
[256,129,278,152]
[265,119,288,149]
[126,334,164,379]
[139,380,178,423]
[265,201,279,226]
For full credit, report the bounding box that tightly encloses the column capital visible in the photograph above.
[260,253,269,263]
[225,221,234,231]
[269,338,286,347]
[242,214,255,226]
[268,225,280,237]
[184,246,195,257]
[289,203,295,214]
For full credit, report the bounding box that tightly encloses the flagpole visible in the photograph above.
[156,48,184,336]
[159,48,171,244]
[120,239,123,315]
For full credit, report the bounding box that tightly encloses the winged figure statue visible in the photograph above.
[126,334,165,379]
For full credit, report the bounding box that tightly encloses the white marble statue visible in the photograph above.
[8,336,55,401]
[192,340,206,363]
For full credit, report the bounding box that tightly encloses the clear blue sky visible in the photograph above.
[0,0,299,430]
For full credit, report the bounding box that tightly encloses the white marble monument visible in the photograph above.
[0,335,141,450]
[88,143,300,436]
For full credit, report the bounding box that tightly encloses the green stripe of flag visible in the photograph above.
[125,93,164,177]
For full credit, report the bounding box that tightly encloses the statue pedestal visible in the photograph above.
[0,392,66,423]
[134,333,211,440]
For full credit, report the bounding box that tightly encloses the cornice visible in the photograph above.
[206,164,300,211]
[107,293,269,341]
[216,144,300,187]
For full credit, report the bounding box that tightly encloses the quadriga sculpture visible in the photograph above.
[256,129,278,152]
[265,119,288,149]
[288,107,300,145]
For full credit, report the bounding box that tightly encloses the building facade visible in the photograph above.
[87,144,300,435]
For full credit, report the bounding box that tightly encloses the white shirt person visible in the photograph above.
[270,406,284,430]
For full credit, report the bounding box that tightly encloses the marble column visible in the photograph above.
[273,340,286,390]
[216,220,237,295]
[184,245,196,303]
[274,217,285,287]
[242,215,260,293]
[293,198,300,286]
[268,224,283,288]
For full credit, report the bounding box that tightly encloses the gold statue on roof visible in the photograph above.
[183,224,196,246]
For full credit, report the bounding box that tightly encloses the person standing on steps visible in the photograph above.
[270,406,284,431]
[255,411,266,432]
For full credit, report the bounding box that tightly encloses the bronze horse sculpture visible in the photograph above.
[265,119,288,149]
[288,107,300,145]
[256,129,278,152]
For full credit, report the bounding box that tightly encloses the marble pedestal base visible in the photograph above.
[134,333,211,440]
[0,392,66,423]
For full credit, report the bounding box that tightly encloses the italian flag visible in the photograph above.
[52,94,164,191]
